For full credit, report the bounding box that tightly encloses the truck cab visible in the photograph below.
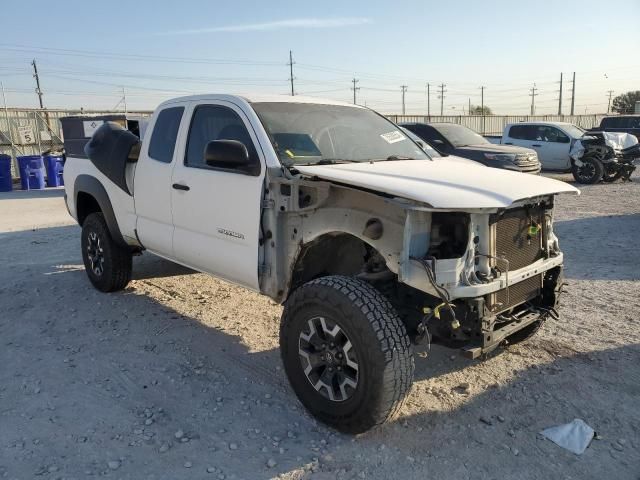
[589,115,640,139]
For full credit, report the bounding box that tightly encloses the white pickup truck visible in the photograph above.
[495,122,586,171]
[63,94,578,433]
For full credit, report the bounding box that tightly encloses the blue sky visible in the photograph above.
[1,0,638,114]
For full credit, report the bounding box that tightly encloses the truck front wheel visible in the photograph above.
[81,212,132,292]
[572,156,604,184]
[280,275,414,433]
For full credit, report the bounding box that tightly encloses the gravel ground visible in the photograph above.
[1,173,639,480]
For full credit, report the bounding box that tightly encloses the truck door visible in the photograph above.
[134,105,186,257]
[531,126,571,170]
[170,101,264,291]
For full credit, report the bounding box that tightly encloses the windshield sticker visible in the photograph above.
[380,130,406,144]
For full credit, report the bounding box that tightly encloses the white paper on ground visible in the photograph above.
[540,419,595,455]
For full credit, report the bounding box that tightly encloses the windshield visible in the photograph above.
[563,124,585,138]
[431,123,488,147]
[252,102,428,166]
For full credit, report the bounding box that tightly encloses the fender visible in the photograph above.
[74,174,128,248]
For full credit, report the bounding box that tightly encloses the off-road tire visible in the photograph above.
[280,275,414,434]
[572,156,604,184]
[81,212,132,292]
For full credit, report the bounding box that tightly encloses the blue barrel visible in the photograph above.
[43,155,64,187]
[0,154,12,192]
[17,155,46,190]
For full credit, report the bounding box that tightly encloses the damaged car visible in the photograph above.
[62,95,578,433]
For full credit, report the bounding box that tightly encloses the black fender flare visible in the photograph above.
[74,174,128,248]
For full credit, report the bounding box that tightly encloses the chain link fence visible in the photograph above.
[1,108,606,179]
[0,108,151,178]
[385,114,605,136]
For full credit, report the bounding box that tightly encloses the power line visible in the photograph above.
[0,43,283,66]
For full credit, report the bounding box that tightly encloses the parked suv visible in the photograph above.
[588,115,640,139]
[63,95,576,433]
[401,122,541,173]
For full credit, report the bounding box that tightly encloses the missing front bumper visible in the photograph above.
[460,266,564,359]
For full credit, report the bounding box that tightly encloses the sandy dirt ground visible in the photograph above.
[1,173,639,480]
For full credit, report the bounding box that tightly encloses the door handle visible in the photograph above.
[172,183,190,191]
[531,144,541,147]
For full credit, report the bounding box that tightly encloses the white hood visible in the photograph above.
[296,159,579,209]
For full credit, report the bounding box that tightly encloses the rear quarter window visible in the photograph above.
[148,106,185,163]
[508,125,536,140]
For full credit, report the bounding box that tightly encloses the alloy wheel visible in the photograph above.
[298,316,359,402]
[86,231,105,276]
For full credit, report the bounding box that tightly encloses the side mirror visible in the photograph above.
[432,139,445,146]
[204,140,253,170]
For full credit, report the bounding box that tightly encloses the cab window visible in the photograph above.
[535,126,569,143]
[185,105,259,174]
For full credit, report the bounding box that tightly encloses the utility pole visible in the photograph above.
[351,78,359,104]
[570,72,576,115]
[529,84,538,115]
[288,50,295,96]
[468,98,471,115]
[122,87,127,115]
[607,90,614,114]
[558,73,563,115]
[31,59,45,109]
[426,83,430,117]
[400,85,408,115]
[480,86,486,134]
[438,83,446,115]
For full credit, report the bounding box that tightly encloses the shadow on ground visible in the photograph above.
[0,187,65,200]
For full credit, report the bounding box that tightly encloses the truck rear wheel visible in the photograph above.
[572,156,603,184]
[81,212,132,292]
[280,275,414,434]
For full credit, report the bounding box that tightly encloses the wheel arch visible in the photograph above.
[74,174,128,248]
[285,231,394,302]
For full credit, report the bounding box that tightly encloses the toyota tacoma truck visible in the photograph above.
[63,94,578,433]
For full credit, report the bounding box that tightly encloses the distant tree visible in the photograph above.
[469,105,492,115]
[612,91,640,114]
